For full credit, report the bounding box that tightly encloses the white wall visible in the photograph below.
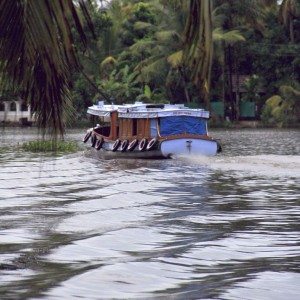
[0,100,34,122]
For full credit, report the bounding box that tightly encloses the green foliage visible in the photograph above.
[22,140,79,153]
[97,1,170,104]
[71,4,115,117]
[71,74,95,119]
[167,51,183,68]
[261,85,300,127]
[119,2,157,46]
[144,85,152,98]
[0,0,93,135]
[99,66,139,103]
[74,0,300,127]
[241,75,263,104]
[213,28,246,43]
[1,0,300,131]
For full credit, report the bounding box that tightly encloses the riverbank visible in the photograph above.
[1,119,300,129]
[1,118,93,129]
[209,120,300,129]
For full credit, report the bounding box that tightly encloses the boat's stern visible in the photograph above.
[160,138,218,157]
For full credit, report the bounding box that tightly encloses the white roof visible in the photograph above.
[87,102,210,119]
[87,102,118,117]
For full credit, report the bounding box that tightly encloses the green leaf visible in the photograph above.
[167,51,183,68]
[144,85,152,98]
[213,28,246,43]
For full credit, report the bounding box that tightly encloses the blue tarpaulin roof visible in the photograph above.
[160,116,207,136]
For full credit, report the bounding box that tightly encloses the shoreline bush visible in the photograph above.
[22,140,79,153]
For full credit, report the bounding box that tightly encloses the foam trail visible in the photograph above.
[175,154,300,178]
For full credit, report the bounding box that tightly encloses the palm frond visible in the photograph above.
[101,56,117,68]
[214,0,266,32]
[134,54,164,72]
[0,0,92,136]
[280,85,300,98]
[135,57,167,84]
[129,39,156,54]
[213,28,246,43]
[134,21,155,31]
[155,30,181,43]
[167,50,183,68]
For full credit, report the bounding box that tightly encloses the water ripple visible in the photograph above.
[0,128,299,299]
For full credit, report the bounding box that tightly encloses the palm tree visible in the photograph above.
[183,0,213,108]
[280,0,300,43]
[212,0,267,119]
[131,1,190,102]
[0,0,92,135]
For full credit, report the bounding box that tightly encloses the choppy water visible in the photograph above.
[0,128,299,300]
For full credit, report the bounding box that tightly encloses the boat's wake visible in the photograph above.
[176,154,300,178]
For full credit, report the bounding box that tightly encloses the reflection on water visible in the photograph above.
[0,128,299,299]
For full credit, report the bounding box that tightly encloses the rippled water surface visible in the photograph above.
[0,128,299,299]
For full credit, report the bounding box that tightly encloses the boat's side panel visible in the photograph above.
[95,141,165,159]
[160,138,218,157]
[90,137,218,158]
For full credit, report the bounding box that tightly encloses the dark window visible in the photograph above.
[10,102,16,111]
[132,119,137,136]
[21,102,28,111]
[0,102,4,111]
[95,126,110,137]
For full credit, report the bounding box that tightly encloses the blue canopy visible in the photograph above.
[159,116,207,136]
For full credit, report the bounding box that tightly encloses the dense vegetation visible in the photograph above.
[22,140,79,153]
[73,0,300,127]
[0,0,299,130]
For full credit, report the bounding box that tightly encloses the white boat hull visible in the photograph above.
[89,138,218,159]
[160,138,218,157]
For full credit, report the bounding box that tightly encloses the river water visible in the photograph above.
[0,128,299,299]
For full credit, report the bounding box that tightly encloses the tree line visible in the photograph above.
[0,0,299,133]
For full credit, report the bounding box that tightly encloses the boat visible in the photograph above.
[83,101,221,158]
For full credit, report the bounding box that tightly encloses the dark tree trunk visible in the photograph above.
[289,18,295,43]
[226,45,235,120]
[235,47,240,121]
[179,68,191,103]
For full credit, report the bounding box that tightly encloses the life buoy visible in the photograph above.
[95,138,104,150]
[120,140,129,152]
[91,134,97,147]
[127,139,138,151]
[138,138,148,151]
[83,131,92,143]
[146,138,158,151]
[112,139,121,152]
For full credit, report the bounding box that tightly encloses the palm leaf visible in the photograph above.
[155,30,181,43]
[167,50,183,68]
[135,57,167,84]
[129,39,156,54]
[100,56,117,68]
[0,0,92,136]
[134,21,155,31]
[134,54,164,72]
[213,28,246,43]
